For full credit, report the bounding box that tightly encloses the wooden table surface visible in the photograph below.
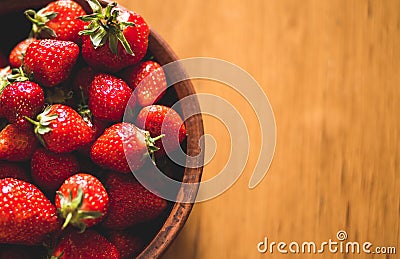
[120,0,400,258]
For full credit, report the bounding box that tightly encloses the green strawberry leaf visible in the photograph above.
[116,30,133,55]
[78,23,99,36]
[78,13,103,22]
[109,33,119,55]
[42,12,58,21]
[38,26,58,39]
[90,26,107,48]
[86,0,103,14]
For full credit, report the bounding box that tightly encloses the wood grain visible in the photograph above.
[122,0,400,258]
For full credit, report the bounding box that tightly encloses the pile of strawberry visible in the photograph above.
[0,0,187,258]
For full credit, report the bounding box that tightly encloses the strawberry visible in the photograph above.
[136,105,187,156]
[0,71,45,131]
[8,38,35,68]
[31,147,79,193]
[107,230,145,259]
[88,73,134,122]
[0,161,30,182]
[90,122,162,173]
[55,173,108,230]
[24,0,86,43]
[0,124,38,161]
[52,229,120,259]
[26,104,94,153]
[23,39,80,87]
[102,173,167,229]
[80,0,149,72]
[0,178,60,245]
[122,60,167,106]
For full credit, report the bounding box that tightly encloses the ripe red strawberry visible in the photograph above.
[136,105,187,156]
[23,39,80,87]
[31,147,79,193]
[107,230,144,259]
[8,38,35,68]
[0,77,45,131]
[0,124,38,161]
[80,0,149,72]
[24,0,86,43]
[122,60,167,106]
[88,73,134,122]
[52,230,120,259]
[0,161,30,182]
[0,178,60,245]
[55,173,108,230]
[102,173,167,229]
[25,104,94,153]
[91,122,162,173]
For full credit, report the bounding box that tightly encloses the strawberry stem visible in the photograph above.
[7,67,32,82]
[62,212,73,229]
[77,87,93,124]
[23,115,40,127]
[50,251,64,259]
[151,134,165,142]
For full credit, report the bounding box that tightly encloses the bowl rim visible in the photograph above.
[138,30,204,258]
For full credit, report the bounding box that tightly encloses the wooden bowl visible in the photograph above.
[0,1,204,258]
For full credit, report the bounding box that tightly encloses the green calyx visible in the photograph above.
[50,252,64,259]
[77,104,93,126]
[24,106,58,147]
[143,131,165,161]
[78,0,135,55]
[0,67,11,95]
[46,87,74,105]
[7,67,33,83]
[24,9,58,39]
[76,86,93,125]
[57,187,103,233]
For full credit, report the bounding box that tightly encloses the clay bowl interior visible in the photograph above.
[0,0,204,258]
